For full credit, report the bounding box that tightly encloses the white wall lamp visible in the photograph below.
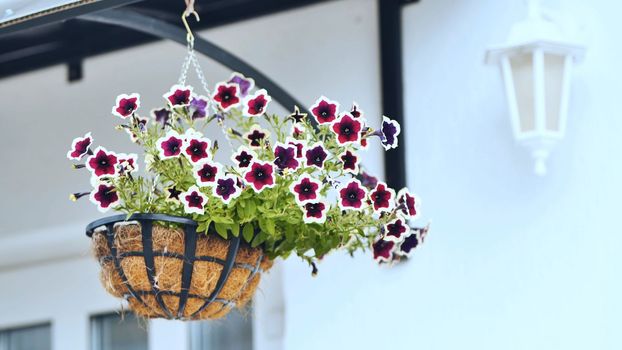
[486,0,585,175]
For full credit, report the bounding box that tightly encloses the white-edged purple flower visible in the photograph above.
[290,175,322,205]
[244,125,270,149]
[369,182,395,214]
[339,150,359,174]
[372,236,397,263]
[396,188,420,220]
[166,187,182,202]
[231,146,256,168]
[310,96,339,124]
[273,142,299,171]
[213,175,242,204]
[396,228,425,257]
[338,179,368,211]
[384,218,408,242]
[164,85,193,107]
[193,160,222,186]
[212,82,241,111]
[180,185,208,215]
[243,161,275,193]
[67,132,93,160]
[111,93,140,119]
[183,135,211,163]
[86,147,118,178]
[189,95,209,120]
[288,106,307,123]
[117,153,139,175]
[157,130,184,159]
[381,116,401,150]
[151,108,171,126]
[228,72,255,97]
[305,142,328,169]
[89,183,120,212]
[286,137,307,159]
[332,113,362,145]
[243,89,271,117]
[301,200,329,224]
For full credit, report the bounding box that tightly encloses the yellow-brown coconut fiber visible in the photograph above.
[91,222,272,320]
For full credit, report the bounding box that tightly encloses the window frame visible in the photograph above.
[0,322,52,350]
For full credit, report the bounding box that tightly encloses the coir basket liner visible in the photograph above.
[86,214,272,320]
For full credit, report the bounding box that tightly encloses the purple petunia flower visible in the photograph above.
[184,136,211,163]
[287,138,306,159]
[112,93,140,119]
[358,171,378,189]
[67,132,93,160]
[180,185,208,215]
[290,175,322,205]
[273,143,299,171]
[372,237,397,263]
[244,89,271,117]
[117,153,138,175]
[244,125,270,149]
[289,106,307,123]
[164,85,193,106]
[396,227,425,257]
[243,161,275,193]
[213,175,242,204]
[212,82,241,111]
[157,131,184,159]
[301,200,329,224]
[231,146,255,168]
[305,142,328,169]
[166,187,182,202]
[228,72,255,97]
[193,160,222,186]
[350,102,364,119]
[151,108,171,126]
[396,188,420,220]
[332,113,362,145]
[339,150,359,174]
[189,96,209,120]
[369,182,395,213]
[381,116,401,150]
[89,183,120,212]
[384,218,408,242]
[310,96,339,124]
[86,147,118,178]
[338,179,368,211]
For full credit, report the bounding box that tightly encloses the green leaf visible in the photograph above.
[228,222,240,237]
[251,232,267,247]
[242,223,254,242]
[215,223,229,239]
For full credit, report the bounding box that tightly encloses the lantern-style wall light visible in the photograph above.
[486,0,585,175]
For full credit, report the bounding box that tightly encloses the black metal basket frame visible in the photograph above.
[86,213,263,320]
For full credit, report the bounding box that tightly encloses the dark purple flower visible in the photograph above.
[212,82,240,111]
[372,237,396,263]
[184,137,210,163]
[397,188,420,219]
[305,142,328,169]
[370,182,395,213]
[350,102,364,119]
[228,72,255,97]
[243,161,275,192]
[67,132,93,160]
[117,153,138,175]
[287,138,306,159]
[180,185,207,214]
[244,89,271,116]
[357,171,378,189]
[332,113,362,145]
[193,160,222,186]
[397,229,422,257]
[157,131,184,159]
[164,85,192,106]
[273,143,299,171]
[89,183,119,212]
[231,147,255,168]
[166,187,182,202]
[339,150,359,174]
[86,147,118,177]
[151,108,171,126]
[338,179,368,211]
[384,218,407,242]
[289,106,307,123]
[245,126,270,149]
[112,93,140,119]
[212,176,242,204]
[381,116,401,150]
[302,201,328,224]
[310,96,339,124]
[189,96,209,120]
[290,176,321,204]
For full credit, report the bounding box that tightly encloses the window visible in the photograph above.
[91,313,148,350]
[0,323,51,350]
[190,309,253,350]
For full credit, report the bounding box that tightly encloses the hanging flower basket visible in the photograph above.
[86,213,271,320]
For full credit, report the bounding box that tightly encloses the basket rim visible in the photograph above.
[85,213,197,237]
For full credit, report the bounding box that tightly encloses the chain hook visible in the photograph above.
[182,0,200,48]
